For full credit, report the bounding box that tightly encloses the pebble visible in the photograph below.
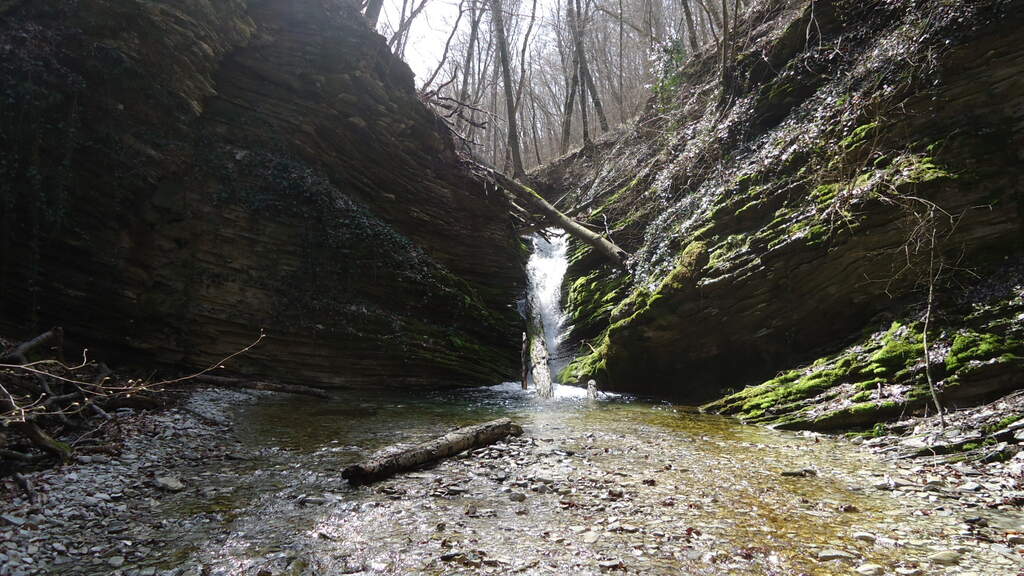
[107,556,125,568]
[509,492,527,502]
[852,532,877,543]
[855,563,884,575]
[153,476,185,492]
[817,549,856,561]
[926,550,962,565]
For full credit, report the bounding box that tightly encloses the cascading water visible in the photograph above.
[525,229,570,392]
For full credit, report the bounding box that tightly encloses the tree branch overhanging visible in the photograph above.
[471,162,630,269]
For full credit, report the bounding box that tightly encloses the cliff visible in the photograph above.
[538,0,1023,426]
[0,0,524,387]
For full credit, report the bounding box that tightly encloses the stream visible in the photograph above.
[138,231,1010,576]
[143,387,1012,575]
[2,232,1019,576]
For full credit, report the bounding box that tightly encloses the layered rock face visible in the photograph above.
[0,0,523,386]
[540,0,1024,415]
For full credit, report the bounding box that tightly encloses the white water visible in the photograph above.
[525,230,570,388]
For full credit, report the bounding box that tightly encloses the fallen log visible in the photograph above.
[1,328,63,363]
[193,374,330,399]
[472,163,630,269]
[342,418,523,486]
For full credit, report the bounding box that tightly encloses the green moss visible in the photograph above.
[946,331,1023,373]
[560,336,609,385]
[708,234,749,268]
[839,122,879,150]
[893,154,957,185]
[566,271,627,336]
[983,414,1022,434]
[867,322,923,375]
[657,241,709,293]
[851,390,873,402]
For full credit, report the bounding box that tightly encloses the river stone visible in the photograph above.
[817,549,856,561]
[855,563,884,575]
[927,550,962,565]
[852,532,877,543]
[153,477,185,492]
[107,556,125,568]
[509,492,527,502]
[582,531,600,544]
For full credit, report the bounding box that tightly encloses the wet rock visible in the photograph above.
[926,550,961,565]
[597,559,625,571]
[855,563,884,575]
[895,568,922,576]
[817,549,856,561]
[781,468,817,477]
[153,477,185,492]
[0,515,26,527]
[509,492,527,502]
[108,556,125,568]
[852,532,877,544]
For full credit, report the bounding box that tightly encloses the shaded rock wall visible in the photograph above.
[0,0,524,387]
[538,0,1023,404]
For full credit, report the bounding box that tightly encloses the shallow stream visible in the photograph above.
[145,384,1011,575]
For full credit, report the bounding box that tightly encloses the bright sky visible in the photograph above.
[378,0,559,84]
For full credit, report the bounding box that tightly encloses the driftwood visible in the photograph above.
[342,418,523,486]
[473,163,630,268]
[1,327,63,363]
[193,374,330,399]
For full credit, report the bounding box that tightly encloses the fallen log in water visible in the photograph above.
[341,418,524,486]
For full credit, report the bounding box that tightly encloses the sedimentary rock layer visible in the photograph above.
[0,0,523,386]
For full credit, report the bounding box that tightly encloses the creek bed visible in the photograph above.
[2,385,1020,575]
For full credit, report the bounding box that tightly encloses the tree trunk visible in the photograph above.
[341,418,524,485]
[574,0,608,132]
[681,0,700,53]
[560,61,579,154]
[490,0,526,178]
[618,0,625,125]
[476,164,629,268]
[364,0,384,27]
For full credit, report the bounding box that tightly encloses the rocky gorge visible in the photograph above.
[2,0,1024,574]
[0,0,524,387]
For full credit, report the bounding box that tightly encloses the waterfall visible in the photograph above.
[525,229,569,393]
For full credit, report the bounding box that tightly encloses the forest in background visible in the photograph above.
[365,0,753,172]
